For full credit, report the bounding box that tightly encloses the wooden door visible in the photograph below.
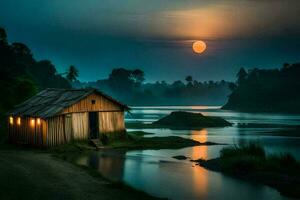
[89,112,99,139]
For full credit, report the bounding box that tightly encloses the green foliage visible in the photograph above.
[30,60,71,89]
[74,69,232,106]
[14,77,37,103]
[0,27,7,43]
[220,142,265,159]
[185,75,193,83]
[267,153,299,174]
[223,63,300,113]
[131,69,145,87]
[107,133,202,150]
[128,131,154,137]
[219,142,300,175]
[66,65,79,82]
[0,26,71,141]
[196,143,300,198]
[0,27,71,112]
[236,67,247,85]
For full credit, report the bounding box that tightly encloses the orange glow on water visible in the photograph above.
[188,129,208,165]
[190,129,209,196]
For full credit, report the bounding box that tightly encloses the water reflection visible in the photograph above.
[75,149,287,200]
[191,129,208,143]
[74,106,299,200]
[190,129,208,160]
[192,163,208,198]
[127,106,300,125]
[79,151,126,181]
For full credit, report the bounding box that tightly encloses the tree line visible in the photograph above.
[73,68,232,106]
[223,63,300,113]
[0,27,78,114]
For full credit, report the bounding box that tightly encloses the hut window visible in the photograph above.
[91,100,96,104]
[31,119,35,127]
[17,117,21,125]
[9,117,13,125]
[37,118,41,125]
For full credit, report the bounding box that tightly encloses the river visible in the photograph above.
[75,106,300,200]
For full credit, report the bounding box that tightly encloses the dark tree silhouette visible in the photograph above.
[223,63,300,113]
[236,67,248,85]
[0,27,7,43]
[228,82,237,91]
[283,63,290,69]
[0,26,70,116]
[66,65,79,82]
[73,68,232,106]
[185,75,193,83]
[131,69,145,87]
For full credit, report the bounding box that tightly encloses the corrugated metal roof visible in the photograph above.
[8,88,129,118]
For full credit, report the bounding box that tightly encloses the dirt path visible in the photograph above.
[0,150,157,200]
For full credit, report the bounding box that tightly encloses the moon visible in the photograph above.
[192,40,207,54]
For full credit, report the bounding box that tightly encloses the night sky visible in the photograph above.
[1,0,299,82]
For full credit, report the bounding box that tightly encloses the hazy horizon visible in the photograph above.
[1,0,299,82]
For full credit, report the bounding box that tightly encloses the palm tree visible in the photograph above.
[66,65,79,82]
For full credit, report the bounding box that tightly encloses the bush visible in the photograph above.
[219,142,300,175]
[221,156,264,173]
[220,142,265,159]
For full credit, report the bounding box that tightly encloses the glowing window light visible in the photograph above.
[37,118,41,125]
[9,117,13,125]
[31,119,35,127]
[17,117,21,125]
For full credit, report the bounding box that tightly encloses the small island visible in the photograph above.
[152,111,232,129]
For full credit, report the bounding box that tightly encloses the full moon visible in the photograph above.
[192,40,207,54]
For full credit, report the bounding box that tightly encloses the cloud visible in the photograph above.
[148,0,300,40]
[1,0,299,40]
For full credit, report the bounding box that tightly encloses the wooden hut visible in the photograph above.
[7,88,129,147]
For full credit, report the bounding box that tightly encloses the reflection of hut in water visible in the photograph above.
[8,88,129,147]
[89,151,126,181]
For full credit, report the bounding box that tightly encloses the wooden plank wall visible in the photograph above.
[64,114,72,142]
[62,93,123,114]
[47,116,65,146]
[8,117,45,147]
[8,92,127,146]
[98,111,125,135]
[72,113,89,140]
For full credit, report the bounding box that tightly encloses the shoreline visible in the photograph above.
[192,157,300,198]
[0,132,223,200]
[0,148,164,200]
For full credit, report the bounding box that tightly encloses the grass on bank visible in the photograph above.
[219,143,300,175]
[50,131,214,156]
[194,142,300,198]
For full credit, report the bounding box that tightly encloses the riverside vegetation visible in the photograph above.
[193,143,300,198]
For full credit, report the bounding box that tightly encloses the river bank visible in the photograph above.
[0,148,162,200]
[192,143,300,198]
[0,131,222,200]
